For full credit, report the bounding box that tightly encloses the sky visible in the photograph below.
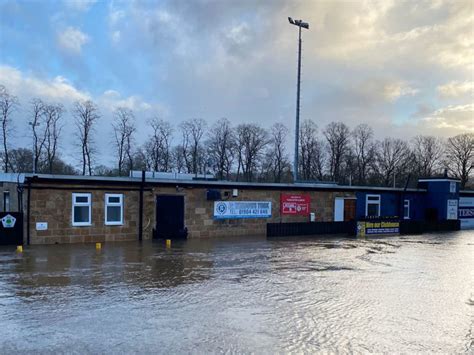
[0,0,473,167]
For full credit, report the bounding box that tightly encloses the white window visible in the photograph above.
[365,194,381,217]
[3,191,10,211]
[72,193,92,226]
[403,199,410,219]
[105,193,123,225]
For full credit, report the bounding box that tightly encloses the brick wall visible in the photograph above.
[29,186,141,244]
[28,183,355,244]
[173,187,354,238]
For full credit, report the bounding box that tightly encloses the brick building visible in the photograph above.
[0,173,471,245]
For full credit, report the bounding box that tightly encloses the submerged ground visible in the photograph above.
[0,231,473,353]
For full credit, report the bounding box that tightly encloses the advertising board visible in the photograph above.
[447,199,458,220]
[280,194,310,215]
[459,197,474,229]
[214,201,272,219]
[357,220,400,237]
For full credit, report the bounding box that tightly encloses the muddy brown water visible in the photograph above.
[0,232,473,353]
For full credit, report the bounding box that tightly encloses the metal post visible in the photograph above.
[293,26,302,183]
[138,170,145,241]
[26,180,31,245]
[32,131,36,174]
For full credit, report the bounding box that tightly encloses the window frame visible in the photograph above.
[3,191,10,211]
[105,193,124,226]
[365,194,381,217]
[72,193,92,227]
[403,199,410,219]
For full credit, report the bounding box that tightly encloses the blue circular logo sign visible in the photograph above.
[216,202,227,215]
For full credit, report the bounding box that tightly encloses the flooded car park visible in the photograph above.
[0,231,473,353]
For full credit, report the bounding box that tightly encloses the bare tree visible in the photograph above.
[352,124,375,185]
[29,99,47,173]
[112,107,135,176]
[74,100,100,175]
[6,148,32,173]
[264,122,290,182]
[206,118,235,180]
[372,138,412,187]
[0,85,19,172]
[235,123,268,182]
[445,133,474,188]
[179,118,207,174]
[145,118,173,172]
[411,135,444,178]
[299,119,326,181]
[324,122,351,183]
[172,145,186,173]
[43,103,64,174]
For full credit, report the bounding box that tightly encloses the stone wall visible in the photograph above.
[172,187,355,238]
[28,182,355,244]
[29,186,142,244]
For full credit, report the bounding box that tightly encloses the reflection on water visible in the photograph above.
[0,232,473,353]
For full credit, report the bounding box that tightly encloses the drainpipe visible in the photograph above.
[26,179,31,246]
[138,170,145,241]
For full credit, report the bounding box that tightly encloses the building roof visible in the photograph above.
[21,173,427,193]
[0,173,25,183]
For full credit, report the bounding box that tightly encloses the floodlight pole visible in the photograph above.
[288,17,308,183]
[294,25,302,183]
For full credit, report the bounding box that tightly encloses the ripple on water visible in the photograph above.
[0,232,472,353]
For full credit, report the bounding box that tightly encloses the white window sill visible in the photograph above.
[105,222,124,226]
[72,223,92,227]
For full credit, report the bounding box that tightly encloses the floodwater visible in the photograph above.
[0,232,473,354]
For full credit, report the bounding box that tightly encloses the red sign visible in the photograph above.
[281,194,311,215]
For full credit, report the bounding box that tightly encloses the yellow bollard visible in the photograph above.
[166,239,171,248]
[16,245,23,253]
[96,242,102,250]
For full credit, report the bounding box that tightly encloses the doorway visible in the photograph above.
[155,195,187,239]
[334,197,356,222]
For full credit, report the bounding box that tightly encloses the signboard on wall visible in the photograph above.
[281,194,310,215]
[214,201,272,219]
[447,199,458,220]
[449,182,456,193]
[459,197,474,229]
[357,220,400,237]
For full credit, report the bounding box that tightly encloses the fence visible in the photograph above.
[400,220,461,235]
[267,221,355,237]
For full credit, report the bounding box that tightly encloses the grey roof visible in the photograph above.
[23,173,427,192]
[0,173,25,183]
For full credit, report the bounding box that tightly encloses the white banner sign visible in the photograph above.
[447,199,458,220]
[214,201,272,219]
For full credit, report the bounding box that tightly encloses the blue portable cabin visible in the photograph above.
[417,178,460,221]
[355,189,426,221]
[354,178,460,222]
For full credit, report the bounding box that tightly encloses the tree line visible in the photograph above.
[1,85,473,188]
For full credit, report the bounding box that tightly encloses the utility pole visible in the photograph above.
[288,17,309,183]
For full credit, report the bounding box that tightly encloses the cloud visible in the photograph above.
[353,78,419,105]
[57,27,89,54]
[437,81,474,98]
[2,0,473,163]
[99,89,167,115]
[0,65,90,102]
[64,0,97,12]
[419,103,474,133]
